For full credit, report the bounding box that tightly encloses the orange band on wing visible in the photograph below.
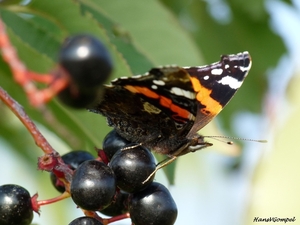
[124,85,159,98]
[125,85,191,120]
[160,96,191,120]
[190,77,223,115]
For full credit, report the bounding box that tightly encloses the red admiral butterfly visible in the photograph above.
[90,51,251,163]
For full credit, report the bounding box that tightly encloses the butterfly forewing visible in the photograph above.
[185,51,252,137]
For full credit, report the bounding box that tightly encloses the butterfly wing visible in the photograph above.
[89,66,198,154]
[185,51,252,137]
[89,51,252,155]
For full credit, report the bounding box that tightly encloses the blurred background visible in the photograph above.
[0,0,300,224]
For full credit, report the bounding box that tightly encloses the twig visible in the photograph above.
[0,18,69,107]
[0,86,56,154]
[0,85,73,187]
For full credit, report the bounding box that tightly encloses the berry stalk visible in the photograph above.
[0,86,73,183]
[0,86,55,154]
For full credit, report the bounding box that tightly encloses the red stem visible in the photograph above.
[38,191,71,206]
[106,213,131,224]
[0,86,56,154]
[0,18,69,107]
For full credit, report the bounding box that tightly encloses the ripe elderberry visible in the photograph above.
[58,88,103,109]
[50,150,94,193]
[109,145,156,193]
[70,160,116,211]
[129,182,178,225]
[100,190,129,217]
[0,184,33,225]
[69,216,103,225]
[57,34,113,108]
[59,34,113,88]
[102,129,131,161]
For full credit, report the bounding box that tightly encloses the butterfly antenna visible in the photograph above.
[204,135,267,145]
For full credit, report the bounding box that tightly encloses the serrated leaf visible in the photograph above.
[78,0,155,74]
[92,0,204,66]
[1,9,62,60]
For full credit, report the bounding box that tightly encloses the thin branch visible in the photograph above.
[0,18,69,107]
[0,86,55,154]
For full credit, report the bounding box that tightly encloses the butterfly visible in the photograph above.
[89,51,251,171]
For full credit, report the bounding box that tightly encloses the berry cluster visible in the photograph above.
[68,130,177,224]
[0,131,178,225]
[0,31,178,225]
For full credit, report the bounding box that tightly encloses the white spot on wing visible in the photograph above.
[211,68,223,75]
[170,87,195,99]
[131,74,143,79]
[153,80,165,86]
[225,64,230,69]
[240,60,252,72]
[218,76,242,89]
[203,75,209,80]
[151,85,158,89]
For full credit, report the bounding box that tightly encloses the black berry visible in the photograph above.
[59,34,113,89]
[100,190,129,216]
[0,184,33,225]
[70,160,116,210]
[69,216,103,225]
[102,129,131,161]
[57,87,103,109]
[57,34,113,108]
[129,182,177,225]
[50,150,94,193]
[109,145,156,193]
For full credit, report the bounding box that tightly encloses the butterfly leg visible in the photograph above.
[169,135,213,157]
[121,143,143,151]
[142,155,177,184]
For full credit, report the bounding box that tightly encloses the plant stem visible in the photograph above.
[0,86,55,154]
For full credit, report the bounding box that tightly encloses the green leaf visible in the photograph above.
[1,9,62,61]
[78,0,155,74]
[93,0,204,66]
